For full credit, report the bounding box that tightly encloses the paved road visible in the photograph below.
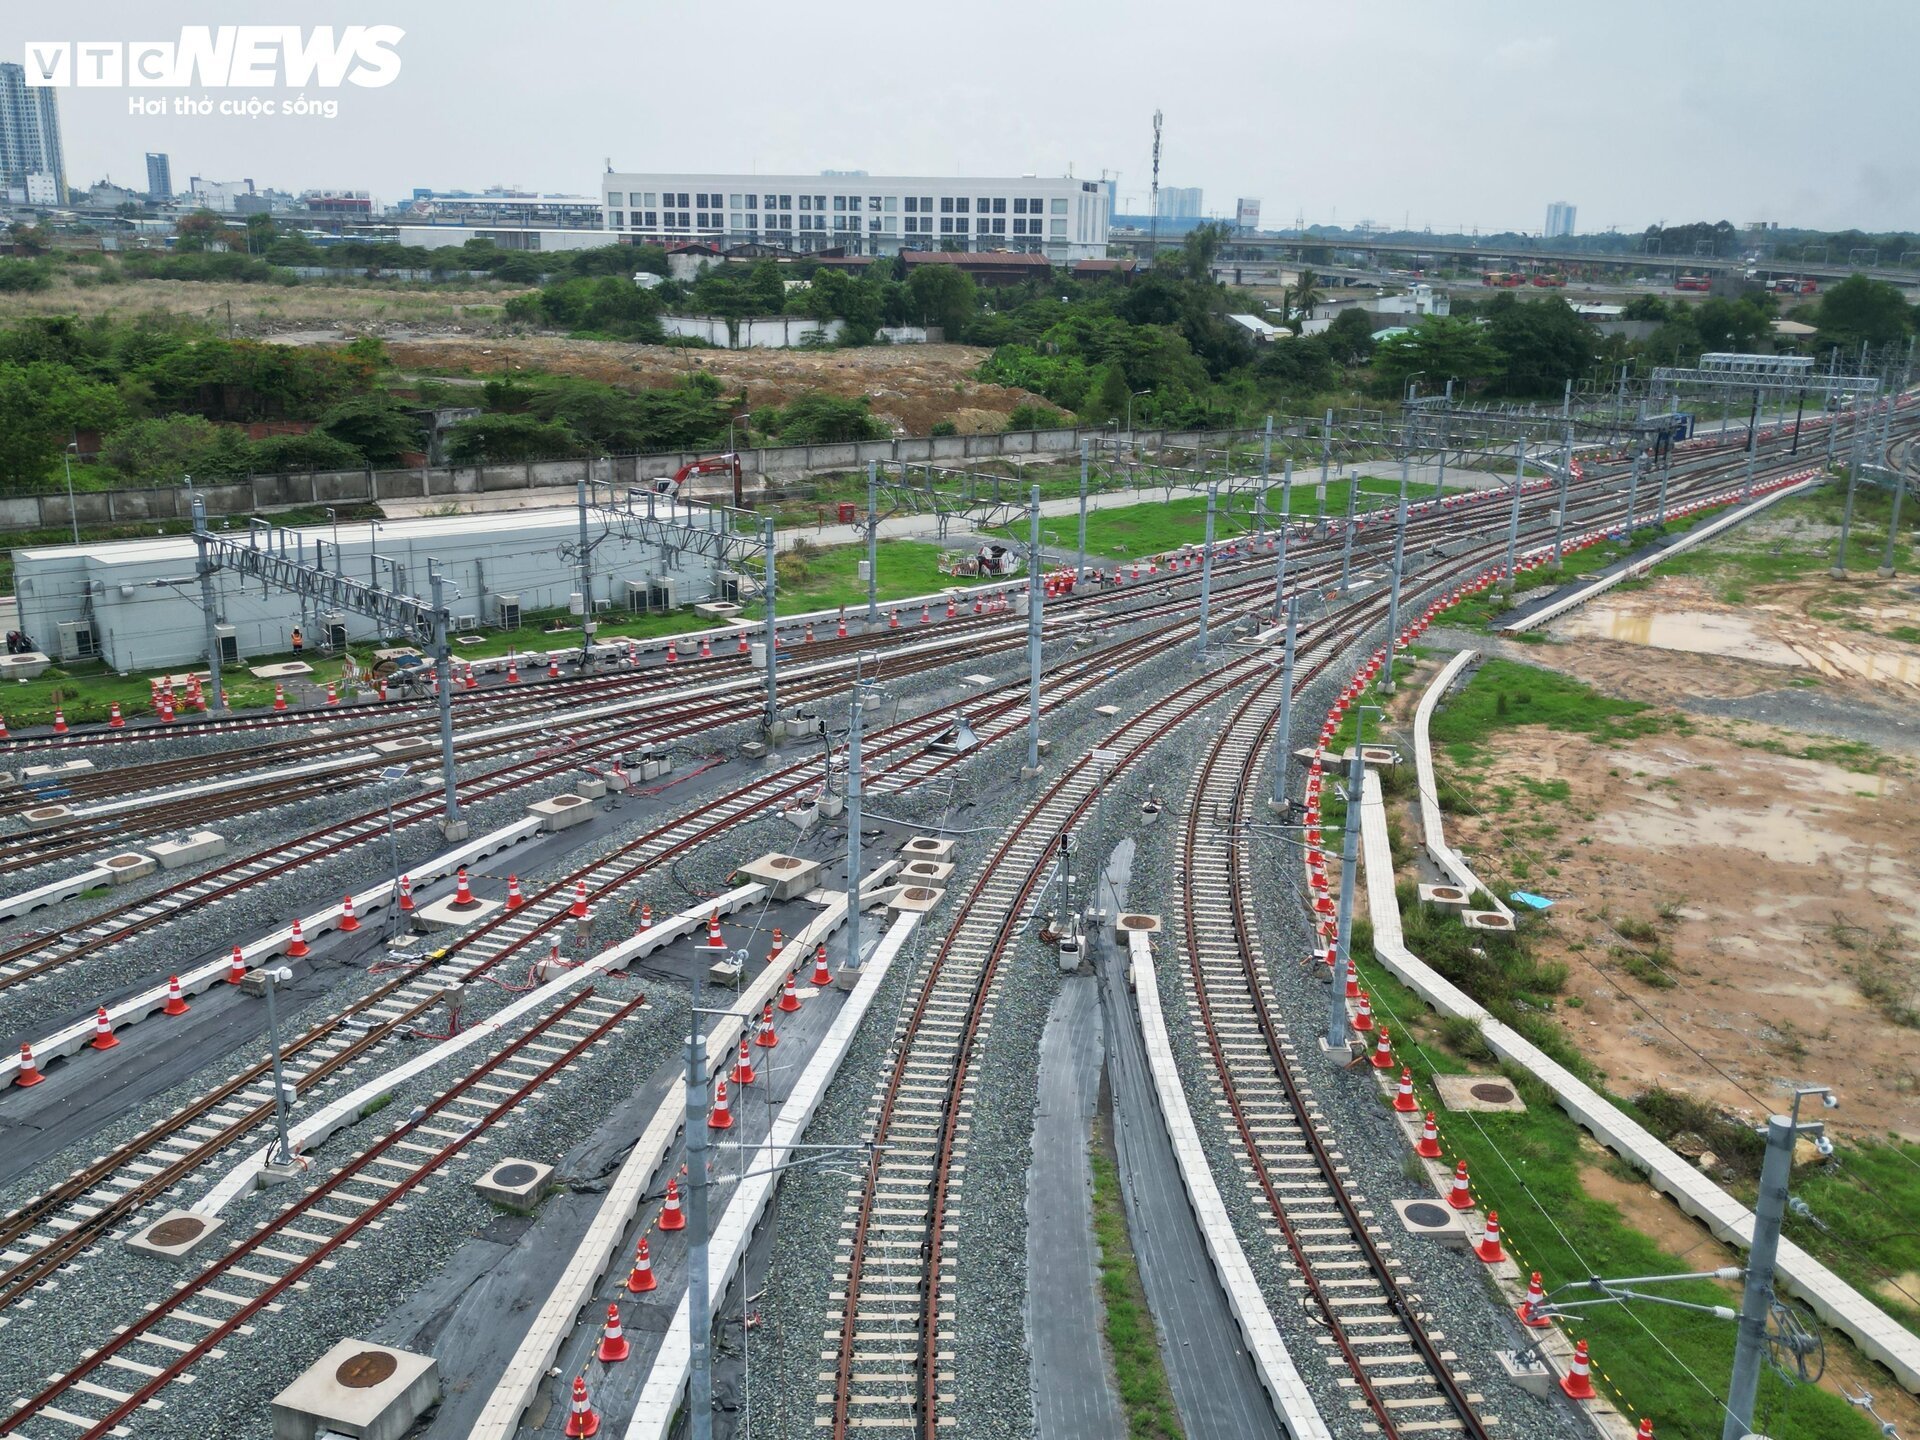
[1026,974,1125,1440]
[1095,848,1278,1440]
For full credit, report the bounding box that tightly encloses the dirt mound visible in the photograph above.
[382,336,1048,435]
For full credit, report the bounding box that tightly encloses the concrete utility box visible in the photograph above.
[1393,1197,1469,1250]
[1434,1074,1528,1115]
[734,852,826,901]
[151,830,226,869]
[898,859,954,883]
[126,1208,227,1262]
[1462,909,1515,933]
[1113,912,1161,940]
[1417,883,1471,908]
[271,1340,440,1440]
[22,803,73,829]
[413,889,503,932]
[886,885,946,917]
[529,793,594,833]
[21,759,93,782]
[473,1159,556,1214]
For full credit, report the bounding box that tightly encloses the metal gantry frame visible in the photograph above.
[191,498,463,824]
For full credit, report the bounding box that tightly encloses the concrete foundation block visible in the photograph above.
[735,852,826,901]
[897,859,954,884]
[1434,1073,1528,1114]
[413,892,502,932]
[21,759,94,781]
[371,738,433,759]
[1496,1348,1557,1399]
[101,851,158,886]
[1418,882,1471,908]
[574,777,608,801]
[1462,909,1516,933]
[1113,912,1160,941]
[473,1159,555,1214]
[528,793,593,833]
[438,818,471,843]
[127,1208,227,1262]
[1393,1196,1470,1250]
[21,803,73,830]
[150,830,226,869]
[898,836,955,861]
[270,1339,439,1440]
[242,958,313,995]
[886,884,945,917]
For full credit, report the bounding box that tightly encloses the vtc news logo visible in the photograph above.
[24,27,405,88]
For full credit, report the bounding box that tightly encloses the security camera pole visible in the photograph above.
[262,965,297,1167]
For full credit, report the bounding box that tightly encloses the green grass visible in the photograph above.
[1427,658,1675,769]
[1790,1140,1920,1334]
[1649,484,1915,600]
[1350,948,1892,1440]
[746,538,998,618]
[1090,1116,1184,1440]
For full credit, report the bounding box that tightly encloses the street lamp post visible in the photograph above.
[1125,390,1149,449]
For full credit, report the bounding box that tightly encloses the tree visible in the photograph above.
[6,222,51,257]
[1482,296,1598,397]
[1371,316,1504,394]
[250,431,364,472]
[0,362,125,490]
[443,413,585,464]
[1291,268,1322,323]
[773,392,888,443]
[907,263,978,337]
[1004,401,1068,431]
[1814,274,1914,353]
[243,213,275,254]
[1175,221,1231,281]
[319,397,425,465]
[98,415,253,481]
[1089,363,1133,422]
[1692,294,1773,353]
[1323,307,1376,364]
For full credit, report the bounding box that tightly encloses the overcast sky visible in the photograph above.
[31,0,1920,234]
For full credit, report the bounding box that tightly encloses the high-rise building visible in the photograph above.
[0,62,68,205]
[1156,186,1203,220]
[146,152,173,202]
[1235,197,1261,233]
[1544,200,1576,238]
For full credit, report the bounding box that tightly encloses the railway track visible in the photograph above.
[1175,626,1494,1439]
[820,565,1433,1437]
[0,986,647,1440]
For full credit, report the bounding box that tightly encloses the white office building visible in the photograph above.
[1544,200,1576,238]
[599,171,1111,260]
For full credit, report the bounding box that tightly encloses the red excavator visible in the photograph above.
[648,453,747,507]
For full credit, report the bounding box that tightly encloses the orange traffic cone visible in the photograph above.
[836,609,848,639]
[1416,1111,1442,1158]
[90,1006,119,1049]
[108,702,125,728]
[163,975,190,1016]
[1353,990,1374,1032]
[563,1374,600,1437]
[338,895,360,932]
[810,942,833,987]
[464,663,477,689]
[626,1237,657,1292]
[888,609,899,629]
[286,918,311,958]
[227,946,247,984]
[453,867,476,906]
[398,874,415,912]
[548,656,561,679]
[658,1178,686,1231]
[639,902,653,930]
[665,643,678,665]
[754,1004,778,1048]
[1445,1160,1473,1210]
[596,1304,630,1363]
[1517,1271,1552,1328]
[804,623,815,643]
[16,1042,45,1086]
[778,971,801,1013]
[766,927,784,965]
[733,1037,757,1085]
[325,683,338,706]
[709,1077,733,1130]
[505,875,524,910]
[270,683,286,711]
[1369,1027,1394,1070]
[699,636,712,659]
[1475,1211,1507,1264]
[697,911,725,950]
[1345,957,1359,998]
[737,631,750,654]
[1560,1340,1596,1400]
[570,881,590,918]
[1393,1067,1417,1113]
[0,714,8,740]
[1636,1420,1654,1439]
[52,707,68,734]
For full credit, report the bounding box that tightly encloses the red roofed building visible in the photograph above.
[901,250,1053,287]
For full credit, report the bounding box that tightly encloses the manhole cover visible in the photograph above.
[903,887,935,902]
[770,857,802,870]
[491,1162,538,1187]
[336,1350,397,1389]
[906,863,937,875]
[1470,1082,1515,1104]
[1431,887,1464,901]
[1480,915,1513,929]
[1118,915,1154,930]
[908,840,938,851]
[105,855,141,868]
[147,1216,205,1246]
[1402,1201,1452,1228]
[554,795,582,807]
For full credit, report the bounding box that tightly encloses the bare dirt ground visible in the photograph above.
[1445,719,1919,1138]
[1424,573,1920,1142]
[383,336,1041,435]
[0,275,524,332]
